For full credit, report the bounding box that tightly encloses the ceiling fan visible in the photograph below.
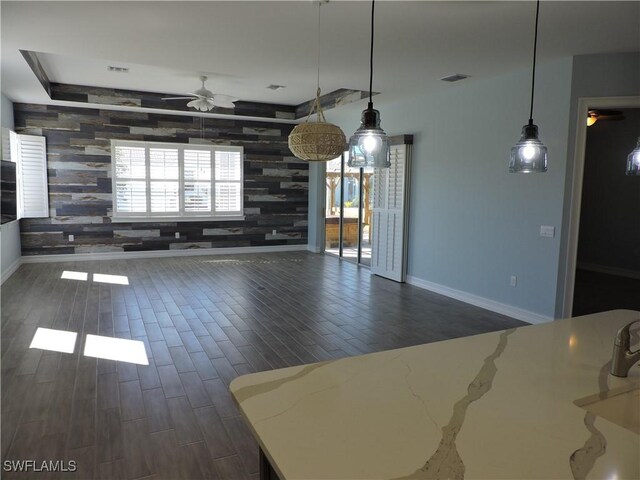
[162,76,238,111]
[587,109,624,127]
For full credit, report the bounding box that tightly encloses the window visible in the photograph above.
[6,130,49,219]
[111,140,243,221]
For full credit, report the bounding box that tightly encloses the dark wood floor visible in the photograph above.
[1,251,526,480]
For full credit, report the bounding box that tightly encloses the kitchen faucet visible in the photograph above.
[610,320,640,377]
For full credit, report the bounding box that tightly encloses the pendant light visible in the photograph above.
[509,0,547,173]
[348,0,390,169]
[627,137,640,176]
[288,1,346,162]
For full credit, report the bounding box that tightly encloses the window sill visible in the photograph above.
[111,215,246,223]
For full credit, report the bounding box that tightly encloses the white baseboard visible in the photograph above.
[20,244,309,264]
[1,257,23,284]
[406,275,553,325]
[577,262,640,280]
[306,245,322,253]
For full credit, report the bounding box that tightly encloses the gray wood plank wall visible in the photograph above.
[13,104,309,256]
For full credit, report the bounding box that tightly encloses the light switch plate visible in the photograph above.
[68,234,74,242]
[540,225,555,238]
[175,232,180,239]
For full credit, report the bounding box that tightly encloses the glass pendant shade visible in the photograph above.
[626,137,640,176]
[509,122,548,173]
[348,105,390,168]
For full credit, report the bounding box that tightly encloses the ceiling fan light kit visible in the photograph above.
[288,0,347,162]
[509,0,548,174]
[348,0,390,169]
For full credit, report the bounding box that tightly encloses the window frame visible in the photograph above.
[111,140,244,222]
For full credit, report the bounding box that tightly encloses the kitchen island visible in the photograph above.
[230,310,640,479]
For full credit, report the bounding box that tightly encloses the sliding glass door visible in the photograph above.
[324,152,372,266]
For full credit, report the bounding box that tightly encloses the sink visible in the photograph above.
[574,384,640,434]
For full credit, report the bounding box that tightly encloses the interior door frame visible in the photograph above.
[560,95,640,318]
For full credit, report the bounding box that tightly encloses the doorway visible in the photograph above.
[568,103,640,316]
[324,153,373,266]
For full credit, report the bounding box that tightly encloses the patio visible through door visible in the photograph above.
[324,153,373,266]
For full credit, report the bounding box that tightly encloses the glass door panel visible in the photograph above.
[324,153,371,266]
[341,161,360,263]
[360,168,374,266]
[324,156,342,257]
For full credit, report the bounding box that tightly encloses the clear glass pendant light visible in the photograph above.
[348,0,390,169]
[627,137,640,176]
[509,0,547,174]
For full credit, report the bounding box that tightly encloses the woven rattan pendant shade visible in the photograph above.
[289,89,346,162]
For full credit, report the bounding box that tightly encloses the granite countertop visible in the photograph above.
[230,310,640,480]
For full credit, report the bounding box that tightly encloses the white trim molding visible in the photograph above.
[561,95,640,318]
[406,275,553,325]
[1,257,23,284]
[20,244,309,264]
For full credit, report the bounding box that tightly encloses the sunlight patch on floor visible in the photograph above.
[29,327,78,354]
[83,334,148,365]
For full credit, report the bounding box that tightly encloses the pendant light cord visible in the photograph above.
[316,2,321,92]
[368,0,375,106]
[529,0,540,124]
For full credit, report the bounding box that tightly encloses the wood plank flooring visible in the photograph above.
[1,252,527,479]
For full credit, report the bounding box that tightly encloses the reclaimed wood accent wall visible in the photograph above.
[13,103,308,256]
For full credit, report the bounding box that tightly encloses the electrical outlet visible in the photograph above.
[510,275,517,287]
[68,234,74,242]
[272,229,277,235]
[175,232,180,239]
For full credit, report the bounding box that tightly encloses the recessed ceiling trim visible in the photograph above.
[20,50,375,122]
[20,49,51,96]
[294,88,377,119]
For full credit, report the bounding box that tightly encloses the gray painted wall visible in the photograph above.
[1,92,22,282]
[555,52,640,316]
[577,108,640,274]
[316,58,574,318]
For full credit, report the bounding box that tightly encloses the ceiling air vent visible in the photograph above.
[267,84,286,90]
[107,66,129,73]
[441,73,469,83]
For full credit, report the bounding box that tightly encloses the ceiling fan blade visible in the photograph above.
[161,96,195,100]
[188,93,212,100]
[212,94,238,108]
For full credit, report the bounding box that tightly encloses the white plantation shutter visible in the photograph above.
[214,149,242,214]
[149,148,179,213]
[184,149,212,213]
[116,180,146,213]
[371,143,411,282]
[111,140,243,219]
[114,144,147,213]
[16,133,49,218]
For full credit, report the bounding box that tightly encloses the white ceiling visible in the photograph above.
[2,1,639,109]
